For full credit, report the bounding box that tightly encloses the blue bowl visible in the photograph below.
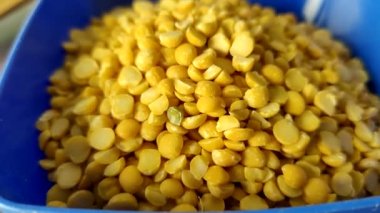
[1,0,380,212]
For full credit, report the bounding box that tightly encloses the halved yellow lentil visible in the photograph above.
[244,86,269,109]
[303,178,331,204]
[56,163,82,189]
[181,170,203,190]
[160,178,184,199]
[216,115,240,132]
[197,96,223,114]
[277,175,303,198]
[159,30,184,48]
[145,184,167,207]
[193,49,216,70]
[181,114,207,130]
[224,128,253,141]
[115,118,140,140]
[89,115,114,130]
[207,183,235,199]
[88,127,115,150]
[268,85,288,104]
[72,56,98,80]
[211,149,241,167]
[137,149,161,175]
[67,190,95,208]
[104,157,126,177]
[332,172,354,197]
[171,204,197,212]
[242,147,266,168]
[72,96,97,115]
[110,94,134,119]
[232,55,255,73]
[263,180,285,202]
[281,164,308,189]
[318,131,342,155]
[189,155,209,180]
[208,32,231,56]
[198,137,224,152]
[285,68,308,91]
[295,110,321,132]
[248,131,271,147]
[285,91,306,116]
[186,26,207,47]
[64,136,91,164]
[230,31,254,57]
[240,194,268,210]
[157,132,183,159]
[199,120,222,139]
[204,165,230,185]
[104,193,138,210]
[261,64,284,85]
[175,43,197,66]
[93,147,120,165]
[199,193,225,211]
[314,90,337,116]
[273,119,299,145]
[118,66,143,88]
[224,140,246,152]
[176,190,198,206]
[119,165,143,194]
[164,154,187,174]
[116,137,143,153]
[149,95,169,115]
[50,118,69,139]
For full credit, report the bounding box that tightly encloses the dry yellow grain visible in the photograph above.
[37,0,380,210]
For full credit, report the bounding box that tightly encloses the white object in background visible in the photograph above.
[303,0,325,23]
[0,1,35,69]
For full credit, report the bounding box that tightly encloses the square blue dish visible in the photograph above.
[1,0,380,212]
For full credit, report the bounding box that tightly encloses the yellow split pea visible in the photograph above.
[37,0,380,211]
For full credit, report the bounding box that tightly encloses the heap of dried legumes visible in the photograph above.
[36,0,380,211]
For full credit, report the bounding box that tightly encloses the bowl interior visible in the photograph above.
[1,0,379,209]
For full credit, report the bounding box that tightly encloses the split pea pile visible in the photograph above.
[36,0,380,211]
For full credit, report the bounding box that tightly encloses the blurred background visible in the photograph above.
[0,0,35,70]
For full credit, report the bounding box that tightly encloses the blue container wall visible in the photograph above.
[0,0,380,212]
